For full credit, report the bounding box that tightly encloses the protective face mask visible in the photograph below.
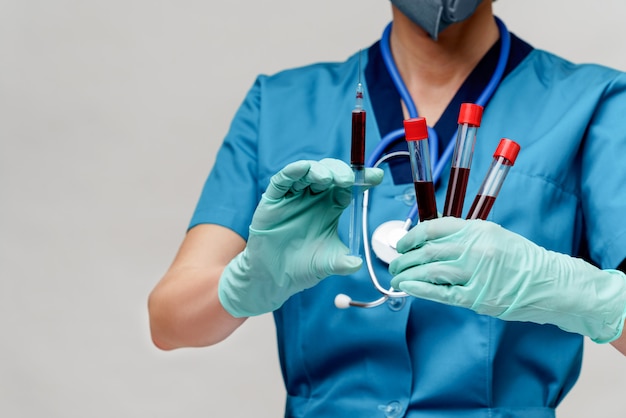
[390,0,483,40]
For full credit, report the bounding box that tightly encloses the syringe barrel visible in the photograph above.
[348,167,365,256]
[348,80,366,256]
[404,117,438,221]
[351,109,366,167]
[466,138,520,220]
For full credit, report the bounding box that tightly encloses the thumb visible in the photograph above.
[363,167,384,188]
[331,254,363,276]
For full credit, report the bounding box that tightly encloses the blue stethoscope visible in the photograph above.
[334,17,511,309]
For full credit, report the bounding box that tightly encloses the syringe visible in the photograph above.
[348,77,366,256]
[404,117,438,222]
[443,103,483,217]
[466,138,520,220]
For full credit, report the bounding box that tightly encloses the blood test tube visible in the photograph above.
[443,103,483,217]
[403,117,438,222]
[466,138,521,220]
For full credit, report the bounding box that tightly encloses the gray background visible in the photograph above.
[1,0,625,416]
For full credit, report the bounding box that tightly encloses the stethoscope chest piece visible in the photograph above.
[371,220,408,264]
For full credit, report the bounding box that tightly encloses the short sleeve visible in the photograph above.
[582,72,626,269]
[188,76,265,240]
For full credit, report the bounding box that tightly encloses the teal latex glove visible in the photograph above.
[389,217,626,343]
[219,158,384,317]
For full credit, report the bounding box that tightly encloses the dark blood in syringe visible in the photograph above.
[351,110,366,166]
[443,166,470,217]
[467,194,496,220]
[413,180,438,221]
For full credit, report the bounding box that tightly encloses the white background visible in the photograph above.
[1,0,625,417]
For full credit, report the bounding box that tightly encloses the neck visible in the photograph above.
[389,2,499,124]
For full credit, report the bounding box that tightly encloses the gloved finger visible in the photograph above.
[397,280,470,309]
[325,167,385,210]
[363,167,384,189]
[396,217,470,253]
[265,160,332,200]
[318,159,384,188]
[316,158,354,190]
[319,162,383,207]
[291,160,337,194]
[388,241,465,275]
[326,254,363,276]
[287,159,351,195]
[390,260,468,288]
[311,238,363,277]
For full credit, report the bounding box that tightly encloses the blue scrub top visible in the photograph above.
[190,24,626,418]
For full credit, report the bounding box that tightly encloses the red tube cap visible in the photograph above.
[494,138,521,164]
[458,103,484,126]
[403,117,428,141]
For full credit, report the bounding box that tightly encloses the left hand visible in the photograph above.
[389,217,626,343]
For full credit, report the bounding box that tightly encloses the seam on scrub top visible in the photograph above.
[511,170,580,201]
[594,228,626,270]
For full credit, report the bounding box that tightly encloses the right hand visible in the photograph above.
[218,158,384,317]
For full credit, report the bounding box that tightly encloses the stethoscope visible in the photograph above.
[334,17,511,309]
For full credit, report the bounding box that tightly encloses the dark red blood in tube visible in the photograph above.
[351,110,366,167]
[414,180,438,221]
[444,166,471,217]
[467,194,496,220]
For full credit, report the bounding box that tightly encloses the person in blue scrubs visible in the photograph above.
[148,1,626,416]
